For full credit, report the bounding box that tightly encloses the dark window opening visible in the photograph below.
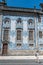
[38,16,41,23]
[29,30,33,40]
[17,43,21,46]
[40,44,43,47]
[29,44,34,47]
[17,30,21,40]
[3,29,9,41]
[39,31,42,38]
[17,18,22,23]
[28,19,33,25]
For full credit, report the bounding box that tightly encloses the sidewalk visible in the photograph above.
[0,56,43,60]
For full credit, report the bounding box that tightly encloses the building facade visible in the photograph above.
[0,1,43,56]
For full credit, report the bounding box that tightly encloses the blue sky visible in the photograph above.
[0,0,43,9]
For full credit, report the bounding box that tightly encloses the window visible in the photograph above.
[17,43,21,47]
[3,29,9,41]
[39,31,42,38]
[17,30,21,40]
[17,18,22,23]
[28,19,33,25]
[38,16,41,23]
[4,19,9,24]
[3,18,11,28]
[40,44,43,47]
[4,18,10,24]
[29,30,33,40]
[29,44,34,47]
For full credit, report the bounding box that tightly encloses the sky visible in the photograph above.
[0,0,43,9]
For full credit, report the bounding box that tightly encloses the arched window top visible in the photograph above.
[3,17,11,29]
[28,19,34,24]
[17,18,22,23]
[4,17,11,23]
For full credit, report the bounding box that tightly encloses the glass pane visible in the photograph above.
[3,29,9,41]
[29,30,33,40]
[17,30,21,40]
[39,31,42,38]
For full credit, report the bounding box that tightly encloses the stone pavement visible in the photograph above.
[0,56,43,60]
[0,56,43,65]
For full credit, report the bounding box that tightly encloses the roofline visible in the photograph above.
[2,5,41,11]
[0,2,42,14]
[5,5,40,10]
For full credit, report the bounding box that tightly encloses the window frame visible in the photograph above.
[39,31,42,38]
[16,29,22,42]
[17,18,22,24]
[28,29,34,41]
[38,16,41,23]
[3,17,11,28]
[3,28,10,41]
[28,19,33,25]
[16,43,22,47]
[29,44,34,47]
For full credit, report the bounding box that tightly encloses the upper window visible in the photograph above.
[38,16,41,23]
[3,17,11,28]
[28,19,33,25]
[29,30,33,40]
[4,17,11,24]
[17,18,22,24]
[39,31,42,38]
[3,28,9,41]
[17,29,22,40]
